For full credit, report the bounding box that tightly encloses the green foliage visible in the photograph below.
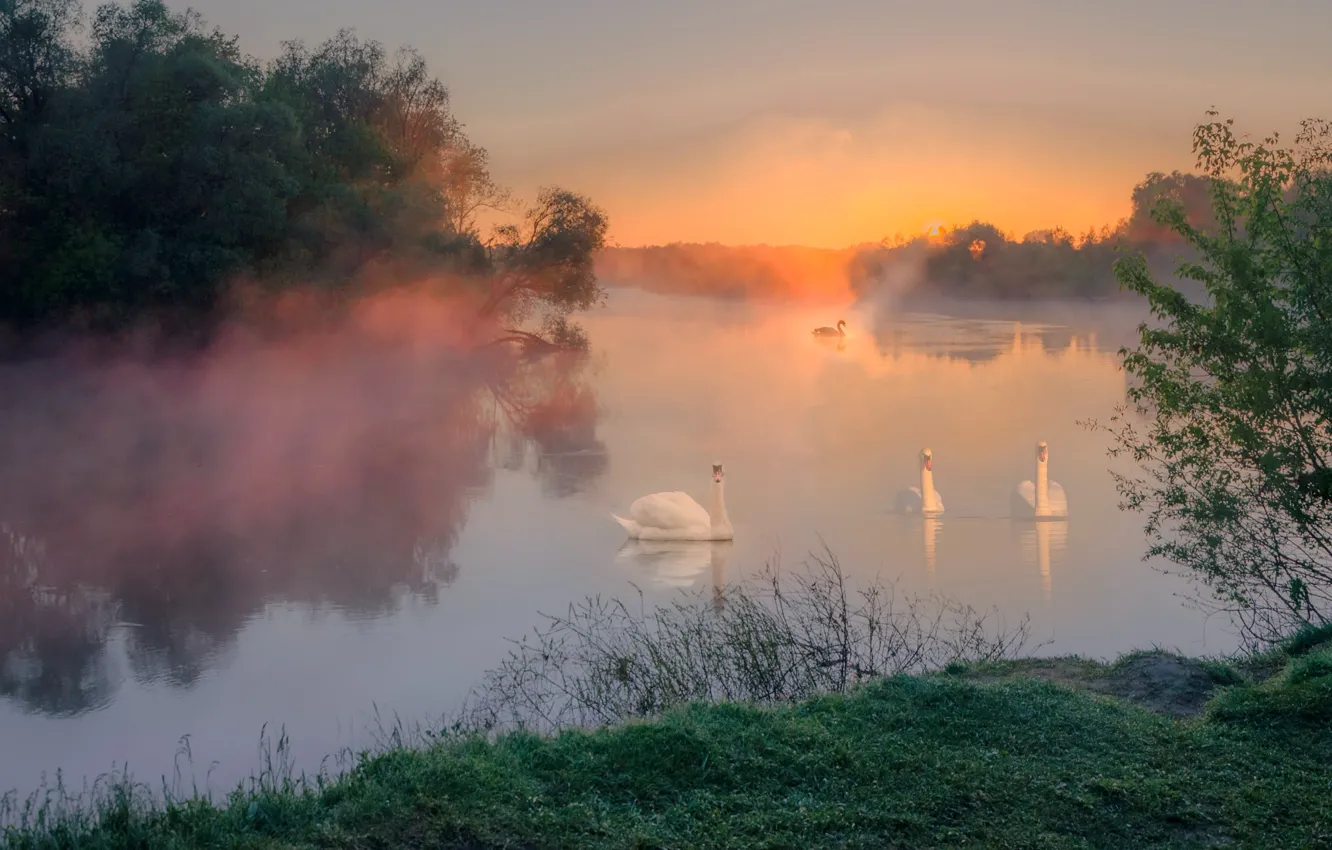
[4,1,300,330]
[4,557,1332,847]
[1097,113,1332,646]
[1281,621,1332,657]
[0,1,605,347]
[1206,648,1332,726]
[1197,659,1245,687]
[5,670,1332,847]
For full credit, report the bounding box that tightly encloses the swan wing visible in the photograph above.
[1010,481,1036,516]
[1047,481,1069,514]
[893,486,923,514]
[628,491,711,530]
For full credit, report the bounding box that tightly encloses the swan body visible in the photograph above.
[813,319,847,337]
[893,448,944,515]
[612,463,733,541]
[1011,441,1068,518]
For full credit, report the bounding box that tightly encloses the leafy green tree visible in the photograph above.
[0,0,80,292]
[3,0,302,333]
[1099,113,1332,645]
[0,2,608,349]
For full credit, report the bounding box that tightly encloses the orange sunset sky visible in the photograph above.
[173,0,1332,248]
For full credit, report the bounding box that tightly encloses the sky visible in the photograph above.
[169,0,1332,248]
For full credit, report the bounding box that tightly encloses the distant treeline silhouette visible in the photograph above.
[594,243,872,301]
[596,171,1221,303]
[0,0,606,349]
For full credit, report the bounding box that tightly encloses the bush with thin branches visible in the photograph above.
[462,547,1035,732]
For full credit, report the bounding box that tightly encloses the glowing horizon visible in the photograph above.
[171,0,1332,250]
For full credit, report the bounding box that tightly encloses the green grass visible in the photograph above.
[4,647,1332,849]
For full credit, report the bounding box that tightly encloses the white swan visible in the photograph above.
[893,448,944,515]
[612,462,734,541]
[812,319,846,337]
[1011,440,1068,519]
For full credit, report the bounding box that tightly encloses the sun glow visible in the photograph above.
[917,220,954,245]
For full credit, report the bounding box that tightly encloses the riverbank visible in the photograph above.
[3,627,1330,849]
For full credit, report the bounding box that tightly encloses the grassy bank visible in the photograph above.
[4,628,1331,849]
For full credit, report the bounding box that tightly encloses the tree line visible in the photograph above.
[0,0,607,349]
[846,171,1222,302]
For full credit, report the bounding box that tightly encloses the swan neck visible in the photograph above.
[921,464,939,511]
[1036,460,1049,510]
[710,480,730,531]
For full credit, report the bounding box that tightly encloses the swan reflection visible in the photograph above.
[615,539,734,592]
[813,334,847,353]
[711,542,727,613]
[1015,519,1068,600]
[922,516,941,575]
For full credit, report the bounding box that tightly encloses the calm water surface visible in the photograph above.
[0,289,1239,799]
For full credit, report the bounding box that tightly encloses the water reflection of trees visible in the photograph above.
[0,526,120,716]
[492,353,609,498]
[868,315,1105,364]
[0,338,606,716]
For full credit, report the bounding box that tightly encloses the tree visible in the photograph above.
[1122,170,1221,244]
[0,3,607,350]
[0,0,305,333]
[1098,112,1332,645]
[0,0,80,268]
[439,137,512,235]
[480,187,608,350]
[0,0,78,130]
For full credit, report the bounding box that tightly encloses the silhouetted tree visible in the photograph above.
[482,187,609,350]
[1122,171,1221,244]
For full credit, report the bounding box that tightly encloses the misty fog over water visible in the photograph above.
[0,288,1233,799]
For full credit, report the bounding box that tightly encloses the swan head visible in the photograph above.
[712,462,725,483]
[920,448,933,472]
[837,319,846,330]
[1037,441,1048,464]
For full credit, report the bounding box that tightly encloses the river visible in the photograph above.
[0,287,1237,801]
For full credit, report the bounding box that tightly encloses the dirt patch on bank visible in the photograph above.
[969,652,1234,718]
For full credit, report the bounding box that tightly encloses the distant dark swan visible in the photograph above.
[813,319,846,337]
